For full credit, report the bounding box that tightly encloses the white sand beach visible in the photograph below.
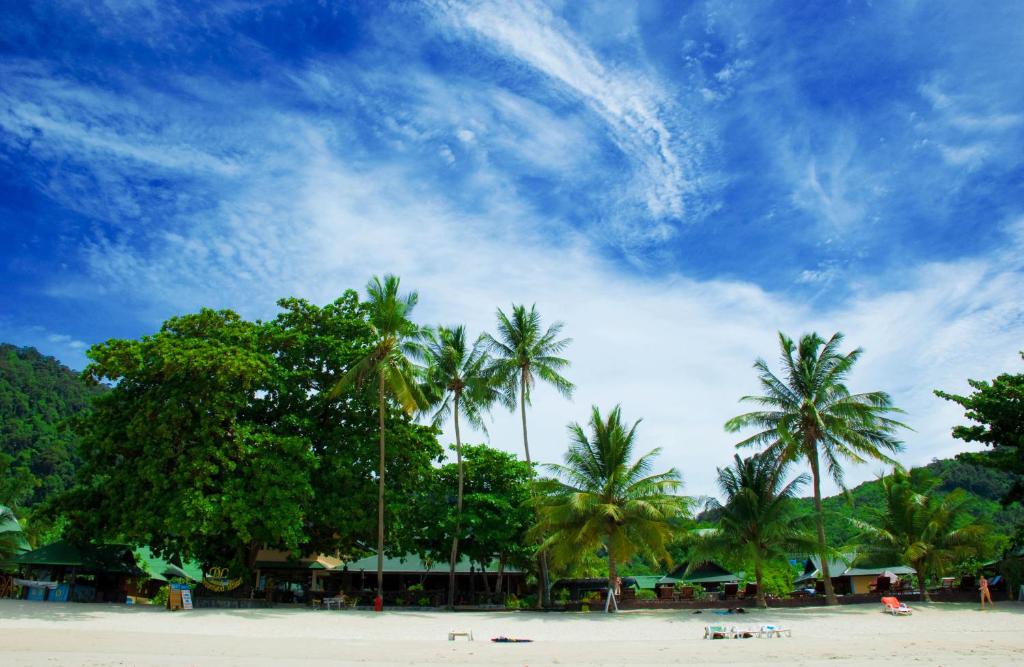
[1,600,1021,666]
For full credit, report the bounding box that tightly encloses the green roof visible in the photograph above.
[134,547,202,582]
[337,553,519,574]
[625,575,663,590]
[15,541,144,575]
[843,565,916,577]
[658,561,739,585]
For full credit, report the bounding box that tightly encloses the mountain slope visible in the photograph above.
[0,343,102,509]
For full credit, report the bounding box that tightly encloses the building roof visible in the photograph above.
[658,561,739,585]
[253,549,342,571]
[14,541,144,575]
[134,547,203,582]
[627,575,663,590]
[794,553,916,583]
[336,553,520,574]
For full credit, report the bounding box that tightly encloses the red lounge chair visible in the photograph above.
[881,596,911,615]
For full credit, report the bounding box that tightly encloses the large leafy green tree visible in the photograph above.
[58,309,315,572]
[538,405,686,611]
[420,325,504,607]
[408,444,534,600]
[725,331,907,604]
[935,353,1024,511]
[484,303,574,606]
[853,468,988,601]
[331,275,429,605]
[264,295,442,558]
[689,455,815,608]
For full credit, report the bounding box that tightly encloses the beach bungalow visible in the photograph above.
[13,541,144,602]
[251,548,343,603]
[334,553,524,605]
[655,561,740,598]
[794,554,916,595]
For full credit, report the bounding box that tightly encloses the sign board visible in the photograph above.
[180,587,193,610]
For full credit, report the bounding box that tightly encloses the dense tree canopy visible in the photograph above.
[57,297,442,575]
[936,353,1024,509]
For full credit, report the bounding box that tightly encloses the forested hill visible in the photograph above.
[804,458,1024,547]
[0,343,102,510]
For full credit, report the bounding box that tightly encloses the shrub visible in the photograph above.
[150,585,169,607]
[636,589,656,600]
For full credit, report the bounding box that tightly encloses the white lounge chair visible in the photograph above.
[759,624,792,638]
[704,624,736,640]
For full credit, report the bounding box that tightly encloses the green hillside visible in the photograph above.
[804,458,1024,550]
[0,344,102,510]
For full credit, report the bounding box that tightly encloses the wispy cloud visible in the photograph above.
[430,0,700,229]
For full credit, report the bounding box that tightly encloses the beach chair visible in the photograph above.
[703,624,736,640]
[741,583,758,599]
[722,582,739,600]
[679,585,695,600]
[322,595,347,610]
[881,596,911,615]
[759,624,792,638]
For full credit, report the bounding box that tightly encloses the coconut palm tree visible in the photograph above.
[537,405,687,611]
[331,274,428,606]
[688,455,816,608]
[725,331,907,604]
[852,468,988,602]
[420,325,505,608]
[484,303,574,606]
[0,504,30,562]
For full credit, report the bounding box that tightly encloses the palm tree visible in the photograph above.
[537,405,687,611]
[689,455,816,608]
[0,505,29,562]
[331,274,428,606]
[420,325,505,608]
[725,331,907,604]
[484,303,574,606]
[852,468,988,601]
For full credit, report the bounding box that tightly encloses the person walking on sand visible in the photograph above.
[979,574,994,609]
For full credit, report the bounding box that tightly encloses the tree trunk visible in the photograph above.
[520,368,550,608]
[808,447,838,605]
[495,554,505,595]
[376,373,387,608]
[916,563,930,602]
[606,545,618,613]
[447,394,464,609]
[755,560,767,609]
[480,561,491,595]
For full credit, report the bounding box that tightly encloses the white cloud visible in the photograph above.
[429,0,699,226]
[64,126,1024,499]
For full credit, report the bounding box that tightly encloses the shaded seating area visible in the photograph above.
[793,554,916,597]
[655,561,741,601]
[13,541,144,603]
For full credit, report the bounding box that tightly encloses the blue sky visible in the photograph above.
[2,1,1023,495]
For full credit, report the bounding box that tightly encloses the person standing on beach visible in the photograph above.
[979,574,993,609]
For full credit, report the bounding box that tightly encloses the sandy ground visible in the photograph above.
[1,599,1021,666]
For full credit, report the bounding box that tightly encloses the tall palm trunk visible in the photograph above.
[915,561,931,602]
[377,372,386,607]
[447,393,464,609]
[606,539,618,613]
[520,367,550,607]
[755,560,767,609]
[808,446,837,604]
